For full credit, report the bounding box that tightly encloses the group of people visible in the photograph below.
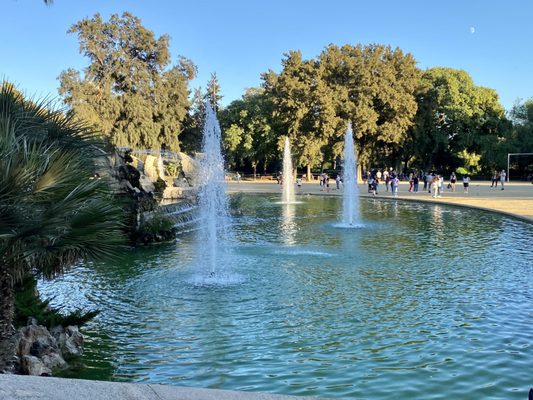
[363,169,478,197]
[490,169,507,190]
[270,168,512,197]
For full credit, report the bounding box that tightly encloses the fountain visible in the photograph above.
[281,136,296,204]
[341,124,361,226]
[196,99,232,276]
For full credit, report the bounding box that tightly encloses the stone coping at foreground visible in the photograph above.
[0,374,320,400]
[226,180,533,223]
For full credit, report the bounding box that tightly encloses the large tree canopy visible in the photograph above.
[407,67,506,172]
[262,44,421,174]
[59,12,196,151]
[319,44,420,166]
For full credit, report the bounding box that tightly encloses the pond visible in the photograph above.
[40,194,533,399]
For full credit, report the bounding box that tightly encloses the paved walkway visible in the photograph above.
[227,180,533,222]
[0,374,313,400]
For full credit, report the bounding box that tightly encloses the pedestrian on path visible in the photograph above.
[463,175,470,193]
[450,172,457,192]
[500,169,506,190]
[391,175,399,197]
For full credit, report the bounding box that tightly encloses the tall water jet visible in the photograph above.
[342,124,361,226]
[282,136,296,204]
[196,99,232,275]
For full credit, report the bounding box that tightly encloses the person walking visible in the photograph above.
[500,169,506,190]
[391,175,399,197]
[432,175,439,198]
[450,172,456,192]
[491,170,498,188]
[413,175,419,193]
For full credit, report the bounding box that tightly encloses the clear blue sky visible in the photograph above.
[2,0,532,110]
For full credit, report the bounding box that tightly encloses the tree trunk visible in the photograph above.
[252,161,257,180]
[306,165,312,182]
[0,265,16,373]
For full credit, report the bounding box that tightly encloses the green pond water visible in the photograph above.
[40,194,533,399]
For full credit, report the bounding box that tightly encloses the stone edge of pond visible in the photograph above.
[0,374,325,400]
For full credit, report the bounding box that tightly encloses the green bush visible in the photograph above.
[141,214,174,235]
[165,161,181,177]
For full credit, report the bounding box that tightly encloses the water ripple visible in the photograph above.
[39,195,533,399]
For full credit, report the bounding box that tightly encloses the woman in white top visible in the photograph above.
[462,175,470,193]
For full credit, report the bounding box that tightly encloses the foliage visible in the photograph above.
[219,87,278,175]
[262,44,420,173]
[180,87,205,154]
[141,214,174,235]
[58,12,196,151]
[262,51,332,173]
[165,161,181,177]
[0,82,126,282]
[407,67,506,172]
[0,82,126,365]
[319,44,421,167]
[204,72,223,111]
[14,276,99,329]
[457,150,482,174]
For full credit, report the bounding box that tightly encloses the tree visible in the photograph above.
[219,88,278,176]
[59,12,196,151]
[0,83,126,370]
[262,51,337,179]
[180,87,205,154]
[407,67,506,172]
[319,44,420,170]
[263,45,420,177]
[504,99,533,176]
[204,72,223,112]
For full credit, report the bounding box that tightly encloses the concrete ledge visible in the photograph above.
[0,374,317,400]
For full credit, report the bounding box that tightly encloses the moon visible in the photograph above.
[470,26,475,34]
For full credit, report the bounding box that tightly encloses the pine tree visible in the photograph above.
[59,12,196,151]
[204,72,223,111]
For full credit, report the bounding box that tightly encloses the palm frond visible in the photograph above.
[1,80,127,282]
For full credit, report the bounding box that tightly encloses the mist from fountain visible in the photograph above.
[196,99,233,276]
[282,136,296,204]
[341,124,362,227]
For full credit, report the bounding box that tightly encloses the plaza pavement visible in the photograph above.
[226,179,533,223]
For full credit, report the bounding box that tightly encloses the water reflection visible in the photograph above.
[280,204,297,245]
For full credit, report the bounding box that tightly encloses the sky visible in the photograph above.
[2,0,533,111]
